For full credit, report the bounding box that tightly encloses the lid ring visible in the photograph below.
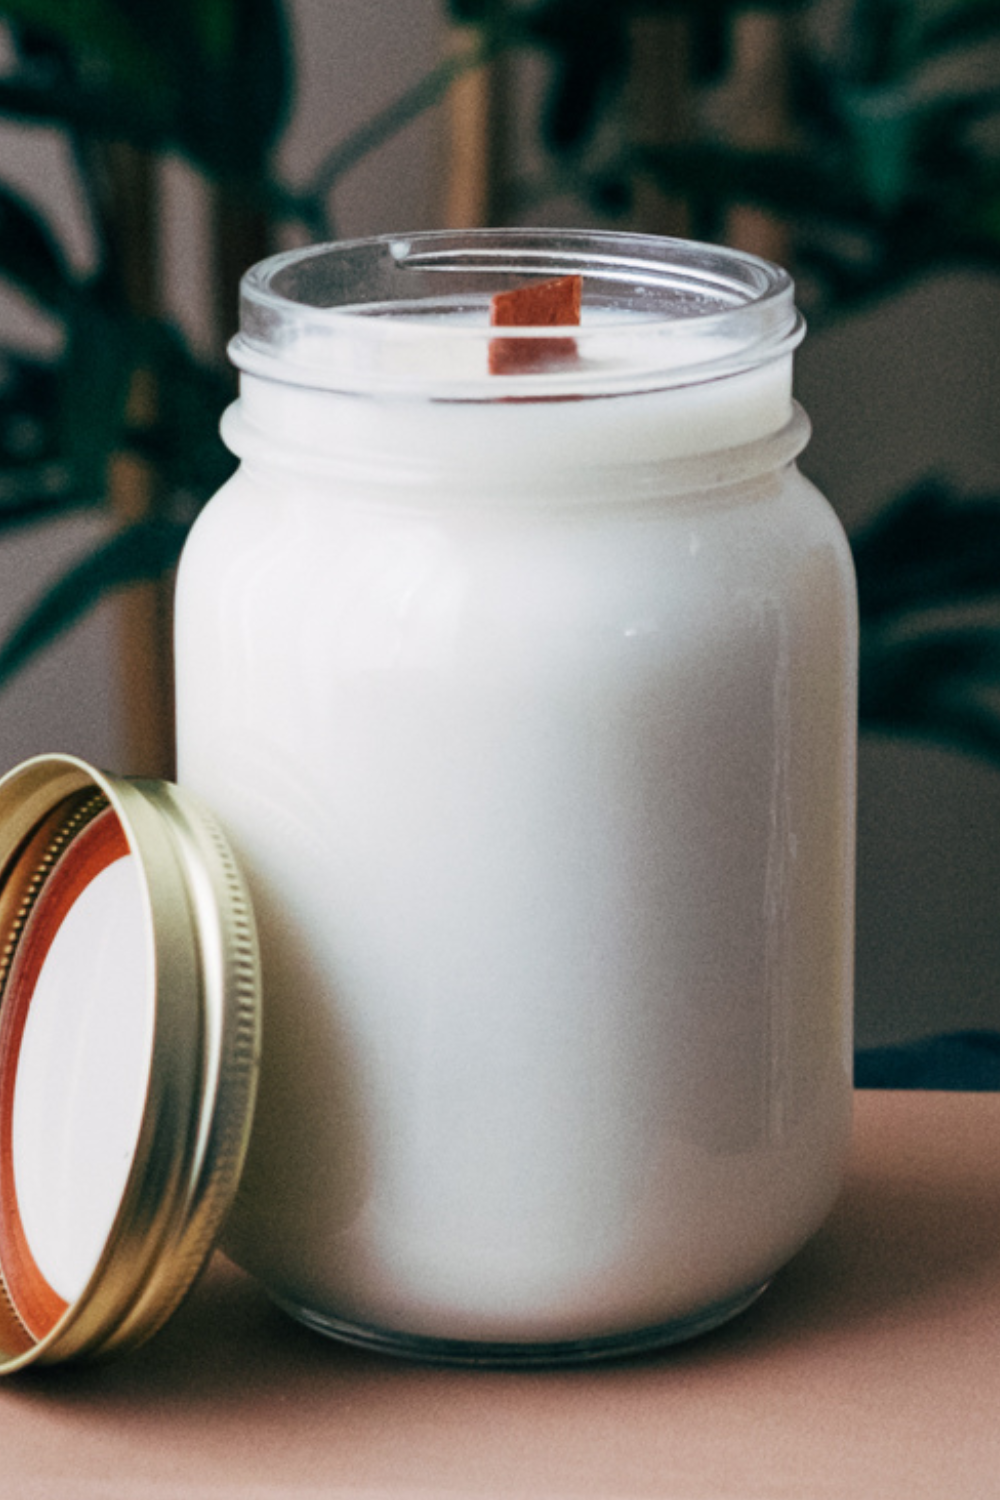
[0,755,261,1374]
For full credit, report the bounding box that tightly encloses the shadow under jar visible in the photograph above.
[174,228,857,1365]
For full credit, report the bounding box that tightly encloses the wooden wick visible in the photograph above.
[488,274,583,375]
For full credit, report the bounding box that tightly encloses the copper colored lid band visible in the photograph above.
[0,794,127,1343]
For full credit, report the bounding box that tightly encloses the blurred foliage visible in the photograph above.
[449,0,1000,310]
[0,0,291,172]
[0,0,999,764]
[854,484,1000,762]
[0,0,294,681]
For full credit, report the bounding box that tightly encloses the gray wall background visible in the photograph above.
[1,0,998,1048]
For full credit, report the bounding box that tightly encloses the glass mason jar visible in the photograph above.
[174,229,857,1364]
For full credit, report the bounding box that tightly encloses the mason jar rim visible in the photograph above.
[229,228,804,401]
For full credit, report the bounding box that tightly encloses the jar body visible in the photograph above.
[176,452,855,1361]
[175,232,857,1360]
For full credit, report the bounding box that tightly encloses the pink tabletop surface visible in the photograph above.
[1,1089,998,1499]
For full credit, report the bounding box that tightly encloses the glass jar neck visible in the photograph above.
[223,229,809,504]
[223,362,808,505]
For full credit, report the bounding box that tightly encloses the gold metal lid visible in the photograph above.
[0,754,260,1372]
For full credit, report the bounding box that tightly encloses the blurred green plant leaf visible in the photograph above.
[131,325,235,502]
[2,0,166,84]
[0,469,85,526]
[854,483,1000,760]
[2,0,174,136]
[171,0,237,64]
[836,83,920,212]
[0,184,74,313]
[860,618,1000,760]
[973,191,1000,241]
[637,141,867,221]
[118,0,292,174]
[0,355,84,526]
[444,0,502,23]
[447,0,808,14]
[854,483,1000,614]
[911,0,1000,54]
[0,74,163,146]
[444,0,812,154]
[524,0,630,151]
[0,516,188,687]
[3,0,290,178]
[58,292,138,496]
